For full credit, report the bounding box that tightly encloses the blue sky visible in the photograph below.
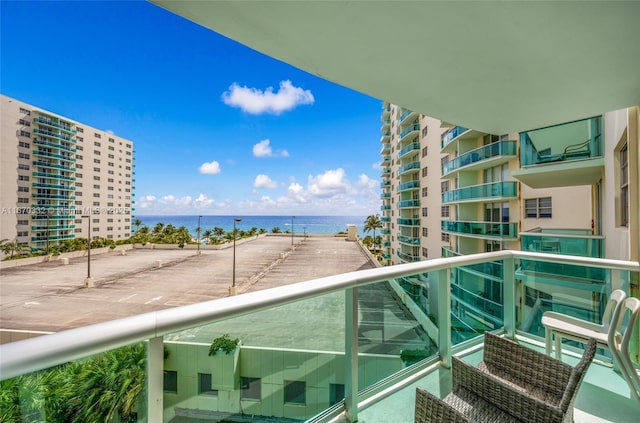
[1,0,383,216]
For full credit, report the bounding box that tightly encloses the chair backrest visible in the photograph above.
[619,297,640,403]
[602,289,627,330]
[558,337,597,412]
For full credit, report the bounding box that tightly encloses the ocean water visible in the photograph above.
[135,215,369,237]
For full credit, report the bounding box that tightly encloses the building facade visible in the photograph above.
[1,95,135,251]
[380,102,639,341]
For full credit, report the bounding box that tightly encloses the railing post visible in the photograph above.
[345,287,359,422]
[503,256,516,339]
[147,336,164,422]
[436,268,451,368]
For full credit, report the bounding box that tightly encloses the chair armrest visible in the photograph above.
[483,332,573,399]
[415,387,471,423]
[453,357,565,423]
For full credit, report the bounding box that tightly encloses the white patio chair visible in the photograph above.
[609,297,640,404]
[541,289,626,359]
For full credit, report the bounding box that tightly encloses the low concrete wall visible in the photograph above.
[0,244,134,270]
[133,234,267,251]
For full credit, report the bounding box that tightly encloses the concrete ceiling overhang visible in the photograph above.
[151,1,640,134]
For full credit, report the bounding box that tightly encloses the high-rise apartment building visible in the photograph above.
[380,102,638,339]
[1,95,135,251]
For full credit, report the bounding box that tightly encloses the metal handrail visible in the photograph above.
[1,250,637,380]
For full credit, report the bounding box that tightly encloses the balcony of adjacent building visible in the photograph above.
[397,249,421,263]
[380,204,391,211]
[380,142,390,154]
[33,149,76,163]
[380,216,391,224]
[441,140,517,179]
[398,123,420,144]
[512,116,603,188]
[441,220,518,240]
[32,182,75,191]
[397,142,420,160]
[32,171,75,182]
[31,224,76,231]
[380,119,391,132]
[31,193,76,201]
[397,161,420,177]
[398,234,420,246]
[398,109,418,126]
[397,199,420,209]
[442,181,518,204]
[32,160,74,172]
[380,180,390,189]
[397,180,419,193]
[380,192,391,200]
[397,217,420,227]
[380,131,391,144]
[381,155,391,166]
[381,167,391,177]
[381,102,391,119]
[518,228,607,285]
[1,251,637,423]
[441,126,483,154]
[32,128,73,142]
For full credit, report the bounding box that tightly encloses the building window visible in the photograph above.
[17,198,29,204]
[329,383,345,406]
[94,159,101,164]
[421,187,428,197]
[198,373,218,396]
[17,186,29,192]
[18,152,30,159]
[19,130,31,138]
[422,247,428,258]
[77,127,83,133]
[163,370,178,393]
[422,227,428,237]
[620,144,629,227]
[19,107,31,115]
[421,207,428,217]
[284,380,306,405]
[241,377,261,400]
[421,167,428,178]
[18,164,30,170]
[18,141,30,148]
[441,156,449,168]
[18,175,29,181]
[17,219,28,225]
[524,197,552,218]
[94,150,101,156]
[441,205,450,217]
[442,232,450,242]
[421,146,428,157]
[94,133,101,139]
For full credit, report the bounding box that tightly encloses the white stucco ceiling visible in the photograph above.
[151,1,640,134]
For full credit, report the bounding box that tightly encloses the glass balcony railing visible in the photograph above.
[0,251,637,423]
[398,200,420,208]
[398,235,420,245]
[31,214,75,220]
[380,192,391,199]
[32,128,73,141]
[382,241,391,247]
[33,117,77,134]
[442,181,518,203]
[397,142,420,159]
[31,193,75,200]
[520,116,602,167]
[381,167,391,175]
[441,125,469,150]
[397,250,421,262]
[442,141,517,176]
[32,182,75,191]
[398,161,420,175]
[441,220,518,239]
[397,218,420,226]
[32,161,74,171]
[397,180,419,192]
[31,234,74,242]
[399,110,418,125]
[34,138,76,153]
[399,124,420,143]
[381,228,391,235]
[31,224,76,231]
[33,150,76,162]
[380,142,390,154]
[380,217,390,223]
[380,180,390,188]
[32,172,75,181]
[380,205,391,210]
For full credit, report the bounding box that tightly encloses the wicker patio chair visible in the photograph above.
[415,333,597,423]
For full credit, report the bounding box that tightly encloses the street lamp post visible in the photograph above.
[82,215,94,287]
[197,215,202,256]
[230,218,242,296]
[291,216,295,247]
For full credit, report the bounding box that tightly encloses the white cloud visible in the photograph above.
[254,174,278,189]
[252,139,290,158]
[199,160,221,175]
[308,168,351,198]
[372,161,382,170]
[287,182,307,202]
[105,129,115,135]
[357,174,378,191]
[135,193,228,214]
[221,80,314,114]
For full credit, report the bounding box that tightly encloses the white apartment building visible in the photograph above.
[1,95,135,251]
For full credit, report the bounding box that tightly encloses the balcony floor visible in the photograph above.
[357,337,639,423]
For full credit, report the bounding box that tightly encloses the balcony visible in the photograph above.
[398,109,418,126]
[380,142,390,154]
[32,161,74,171]
[398,124,420,143]
[380,217,390,223]
[380,192,391,199]
[512,116,604,188]
[440,125,470,152]
[397,142,420,159]
[381,155,391,164]
[31,234,74,242]
[32,172,75,181]
[397,218,420,226]
[381,228,391,235]
[441,141,517,178]
[32,182,75,191]
[381,167,391,176]
[0,251,637,422]
[442,181,518,204]
[397,161,420,176]
[34,138,76,153]
[33,116,76,134]
[380,131,391,143]
[398,235,420,246]
[381,103,391,118]
[398,200,420,209]
[31,193,75,200]
[380,180,390,188]
[380,205,391,211]
[519,228,606,284]
[441,220,518,240]
[32,128,73,142]
[33,150,76,162]
[397,250,421,262]
[397,180,419,193]
[380,119,391,131]
[31,224,75,231]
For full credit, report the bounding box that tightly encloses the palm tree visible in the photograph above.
[212,226,225,244]
[133,218,142,232]
[0,240,29,259]
[364,215,383,253]
[272,226,281,233]
[202,229,212,244]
